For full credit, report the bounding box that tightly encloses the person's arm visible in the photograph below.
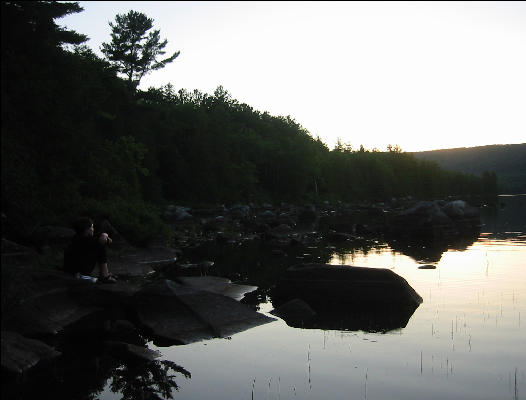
[98,232,112,245]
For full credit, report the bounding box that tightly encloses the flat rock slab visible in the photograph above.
[103,340,161,362]
[3,291,100,336]
[2,264,104,336]
[110,247,179,277]
[134,280,275,345]
[173,282,274,338]
[135,292,216,345]
[1,331,61,374]
[176,276,257,301]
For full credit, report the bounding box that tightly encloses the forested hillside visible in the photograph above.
[1,2,498,245]
[413,144,526,194]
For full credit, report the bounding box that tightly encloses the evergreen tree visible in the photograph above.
[1,1,87,54]
[101,10,180,89]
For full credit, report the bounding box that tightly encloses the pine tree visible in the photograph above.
[101,10,180,89]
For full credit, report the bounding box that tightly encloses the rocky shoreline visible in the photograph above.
[1,198,484,381]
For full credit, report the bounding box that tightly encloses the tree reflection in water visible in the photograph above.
[386,228,480,263]
[1,342,191,400]
[109,359,191,400]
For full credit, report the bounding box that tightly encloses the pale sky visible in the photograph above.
[59,1,526,152]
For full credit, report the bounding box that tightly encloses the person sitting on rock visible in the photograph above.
[63,217,117,283]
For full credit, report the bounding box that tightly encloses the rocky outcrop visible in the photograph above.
[1,260,274,374]
[389,200,480,240]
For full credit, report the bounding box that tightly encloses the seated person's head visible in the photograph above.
[73,217,94,236]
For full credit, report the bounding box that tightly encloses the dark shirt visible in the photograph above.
[63,235,107,275]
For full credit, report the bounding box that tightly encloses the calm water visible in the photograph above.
[102,195,526,400]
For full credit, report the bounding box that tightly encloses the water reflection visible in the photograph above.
[109,359,190,400]
[2,337,191,400]
[273,302,420,333]
[385,229,480,264]
[148,196,526,400]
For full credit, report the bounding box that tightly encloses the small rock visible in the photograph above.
[270,298,317,326]
[418,264,436,270]
[103,340,161,362]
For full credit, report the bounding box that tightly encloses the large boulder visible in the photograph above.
[390,200,481,240]
[442,200,481,231]
[272,264,423,332]
[273,263,422,309]
[390,200,456,239]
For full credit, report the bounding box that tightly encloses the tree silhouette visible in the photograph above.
[101,10,179,89]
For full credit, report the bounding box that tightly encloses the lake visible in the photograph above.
[98,194,525,400]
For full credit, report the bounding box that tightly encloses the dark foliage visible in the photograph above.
[1,1,497,245]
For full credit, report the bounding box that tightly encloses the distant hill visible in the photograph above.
[412,143,526,194]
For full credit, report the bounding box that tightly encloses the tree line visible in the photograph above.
[1,2,497,245]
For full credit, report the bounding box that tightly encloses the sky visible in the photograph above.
[59,1,526,152]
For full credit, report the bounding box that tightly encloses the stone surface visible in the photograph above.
[418,264,437,270]
[1,330,61,374]
[176,276,257,301]
[103,340,161,362]
[274,263,423,309]
[272,264,422,332]
[1,239,40,268]
[270,298,317,326]
[134,279,274,345]
[1,259,274,369]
